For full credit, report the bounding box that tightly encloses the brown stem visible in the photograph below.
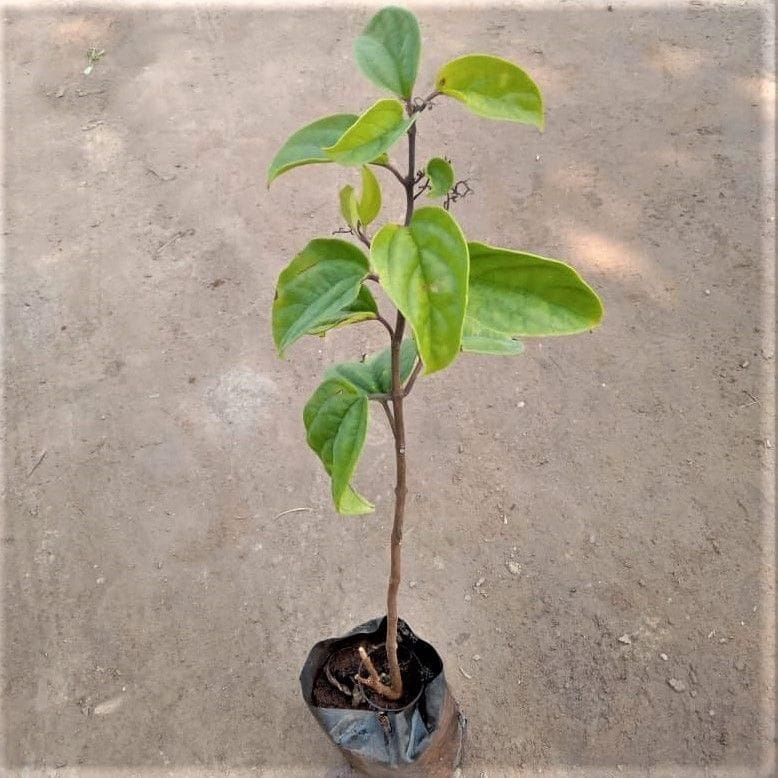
[382,115,418,702]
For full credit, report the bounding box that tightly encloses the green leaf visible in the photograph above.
[426,157,454,198]
[303,379,373,515]
[357,166,382,226]
[339,185,359,228]
[371,207,469,374]
[326,339,417,395]
[465,241,603,339]
[461,324,525,356]
[436,55,544,129]
[272,239,370,355]
[324,99,416,166]
[354,6,421,100]
[267,113,357,185]
[307,285,378,336]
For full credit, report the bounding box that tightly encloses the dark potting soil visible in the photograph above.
[311,641,427,711]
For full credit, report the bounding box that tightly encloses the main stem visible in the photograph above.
[383,120,418,700]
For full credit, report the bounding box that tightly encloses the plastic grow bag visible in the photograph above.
[300,616,465,776]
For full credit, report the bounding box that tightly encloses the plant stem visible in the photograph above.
[383,119,418,701]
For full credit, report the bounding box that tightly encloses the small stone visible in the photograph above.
[704,288,711,295]
[472,654,481,661]
[739,359,750,368]
[660,652,668,661]
[408,581,417,589]
[617,634,632,645]
[667,678,687,693]
[464,594,472,602]
[95,577,105,585]
[588,533,597,545]
[507,561,521,576]
[709,709,715,717]
[474,577,485,589]
[517,401,525,408]
[690,689,698,698]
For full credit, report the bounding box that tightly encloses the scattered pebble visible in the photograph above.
[474,577,485,589]
[472,654,481,662]
[459,666,472,680]
[667,678,687,693]
[408,581,417,589]
[95,577,105,585]
[704,288,711,295]
[739,359,750,368]
[709,709,715,717]
[617,634,632,645]
[464,594,472,602]
[507,561,521,576]
[517,400,525,408]
[660,653,668,661]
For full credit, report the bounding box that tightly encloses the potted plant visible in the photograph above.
[267,6,604,775]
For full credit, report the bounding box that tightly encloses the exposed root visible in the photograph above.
[354,645,402,701]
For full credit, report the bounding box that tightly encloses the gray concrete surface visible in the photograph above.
[2,2,775,775]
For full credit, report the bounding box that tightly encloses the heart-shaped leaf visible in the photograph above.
[272,239,370,355]
[426,157,454,198]
[303,379,373,515]
[354,6,421,100]
[465,241,603,338]
[371,207,469,374]
[436,55,544,128]
[326,339,417,395]
[325,98,416,166]
[267,114,357,185]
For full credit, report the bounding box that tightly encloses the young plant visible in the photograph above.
[269,6,603,702]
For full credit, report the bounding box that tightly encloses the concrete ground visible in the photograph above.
[2,2,775,775]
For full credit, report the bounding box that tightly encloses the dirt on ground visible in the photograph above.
[2,2,775,776]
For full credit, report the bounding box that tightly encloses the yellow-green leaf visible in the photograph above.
[357,166,382,226]
[267,114,357,185]
[325,98,416,166]
[436,55,544,129]
[465,241,603,339]
[303,379,373,515]
[354,6,421,100]
[371,207,469,374]
[339,185,359,228]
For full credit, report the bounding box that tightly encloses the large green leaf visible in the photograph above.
[354,6,421,100]
[371,207,469,374]
[307,285,378,336]
[436,55,544,129]
[267,114,357,185]
[326,339,417,395]
[303,379,373,515]
[461,323,525,355]
[324,99,416,166]
[272,239,370,355]
[426,157,454,198]
[465,241,603,338]
[357,166,382,226]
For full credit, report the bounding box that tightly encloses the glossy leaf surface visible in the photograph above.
[465,241,603,338]
[272,239,370,355]
[324,99,416,166]
[303,379,373,515]
[371,207,469,374]
[354,6,421,100]
[267,114,357,185]
[436,55,544,128]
